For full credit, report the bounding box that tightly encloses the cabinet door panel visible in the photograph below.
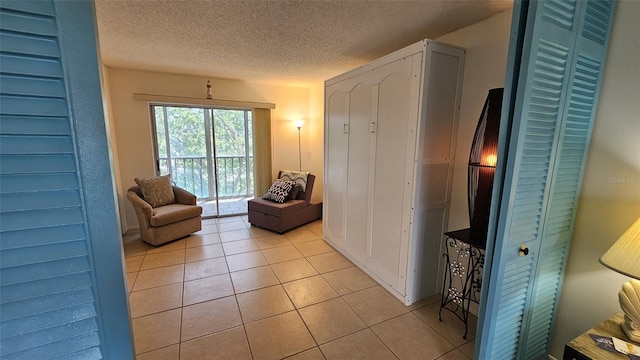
[345,82,373,256]
[371,72,411,279]
[423,51,461,160]
[325,87,348,247]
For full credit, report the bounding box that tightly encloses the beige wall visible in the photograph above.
[434,8,512,317]
[550,0,640,357]
[105,68,324,231]
[307,82,325,205]
[436,10,512,232]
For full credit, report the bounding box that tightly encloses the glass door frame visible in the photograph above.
[149,102,254,218]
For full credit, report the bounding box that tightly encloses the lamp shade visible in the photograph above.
[468,88,503,241]
[600,216,640,280]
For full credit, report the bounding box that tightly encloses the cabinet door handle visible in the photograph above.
[518,244,530,256]
[343,123,349,134]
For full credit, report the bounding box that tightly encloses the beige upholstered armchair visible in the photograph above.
[126,186,202,246]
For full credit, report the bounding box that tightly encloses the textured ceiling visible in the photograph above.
[95,0,512,86]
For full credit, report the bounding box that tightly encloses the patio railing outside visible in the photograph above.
[159,155,254,199]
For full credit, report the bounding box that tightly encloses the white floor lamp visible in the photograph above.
[296,120,304,171]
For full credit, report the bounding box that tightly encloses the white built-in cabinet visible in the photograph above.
[323,40,465,305]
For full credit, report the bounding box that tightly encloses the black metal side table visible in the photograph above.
[439,228,486,339]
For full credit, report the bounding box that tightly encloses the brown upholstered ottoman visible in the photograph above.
[248,198,322,234]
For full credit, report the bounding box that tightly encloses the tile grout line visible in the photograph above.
[177,242,186,358]
[230,276,256,360]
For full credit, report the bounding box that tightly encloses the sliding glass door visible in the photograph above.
[152,105,254,217]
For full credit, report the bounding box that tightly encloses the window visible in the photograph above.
[152,105,254,216]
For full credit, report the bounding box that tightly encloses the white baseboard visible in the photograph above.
[123,227,139,240]
[125,226,139,235]
[548,354,559,360]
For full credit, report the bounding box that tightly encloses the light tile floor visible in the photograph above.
[124,217,477,360]
[199,197,251,217]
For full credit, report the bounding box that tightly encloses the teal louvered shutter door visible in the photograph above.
[476,0,616,359]
[522,1,615,357]
[0,1,133,359]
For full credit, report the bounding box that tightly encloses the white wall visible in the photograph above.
[550,0,640,357]
[436,10,512,232]
[105,68,324,231]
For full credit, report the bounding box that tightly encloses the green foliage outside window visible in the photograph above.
[153,106,254,199]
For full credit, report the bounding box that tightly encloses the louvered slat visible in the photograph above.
[0,173,79,193]
[0,32,60,58]
[0,135,73,154]
[0,54,63,78]
[1,207,84,232]
[0,3,103,359]
[0,0,55,16]
[1,303,96,338]
[524,242,568,359]
[3,317,98,355]
[542,0,577,30]
[0,224,85,250]
[1,155,77,174]
[7,333,102,360]
[0,75,66,98]
[1,240,88,268]
[0,96,68,117]
[0,10,57,36]
[60,345,103,360]
[0,190,80,212]
[2,256,91,286]
[491,256,534,359]
[0,116,71,135]
[0,272,91,304]
[582,0,613,45]
[1,287,95,321]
